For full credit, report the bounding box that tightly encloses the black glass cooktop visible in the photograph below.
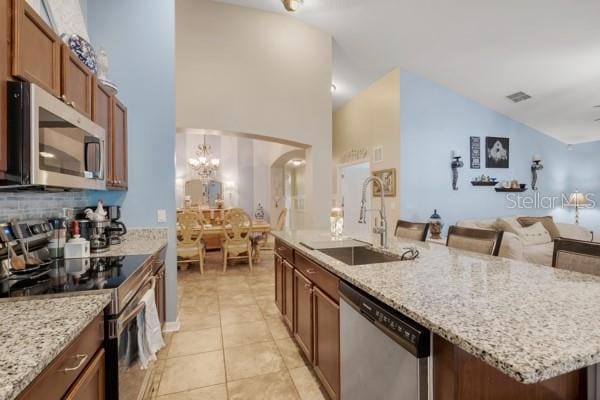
[0,254,151,298]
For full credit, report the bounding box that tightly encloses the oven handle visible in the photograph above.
[116,276,156,336]
[122,269,153,306]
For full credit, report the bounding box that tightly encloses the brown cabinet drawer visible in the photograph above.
[275,239,294,262]
[63,348,105,400]
[295,252,340,302]
[17,313,104,400]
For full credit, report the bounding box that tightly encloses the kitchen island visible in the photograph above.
[0,293,111,400]
[272,230,600,399]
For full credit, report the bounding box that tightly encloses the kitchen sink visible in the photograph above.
[317,246,403,265]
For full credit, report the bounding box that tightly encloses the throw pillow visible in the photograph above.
[515,222,553,246]
[517,216,560,240]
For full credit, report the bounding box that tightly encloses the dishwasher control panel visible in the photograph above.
[340,281,430,358]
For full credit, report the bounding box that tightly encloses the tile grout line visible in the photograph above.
[251,272,304,400]
[216,279,230,399]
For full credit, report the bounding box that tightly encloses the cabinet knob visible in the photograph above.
[61,94,68,102]
[304,283,311,289]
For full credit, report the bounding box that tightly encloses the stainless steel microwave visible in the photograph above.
[2,82,106,190]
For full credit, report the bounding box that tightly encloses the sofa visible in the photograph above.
[456,216,596,266]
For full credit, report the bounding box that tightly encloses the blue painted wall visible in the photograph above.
[399,70,600,232]
[87,0,177,322]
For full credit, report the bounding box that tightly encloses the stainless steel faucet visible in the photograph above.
[358,176,388,248]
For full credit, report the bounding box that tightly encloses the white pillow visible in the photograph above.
[515,222,552,246]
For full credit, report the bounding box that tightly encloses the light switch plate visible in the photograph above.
[157,209,167,223]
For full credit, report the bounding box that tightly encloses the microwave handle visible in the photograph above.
[84,139,102,178]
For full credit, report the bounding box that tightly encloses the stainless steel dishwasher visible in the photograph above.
[340,281,430,400]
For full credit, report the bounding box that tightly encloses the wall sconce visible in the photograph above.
[451,150,464,191]
[531,154,543,191]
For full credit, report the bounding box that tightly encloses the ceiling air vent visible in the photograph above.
[506,91,532,103]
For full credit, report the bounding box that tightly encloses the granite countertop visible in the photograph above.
[96,228,168,257]
[273,230,600,384]
[0,293,111,400]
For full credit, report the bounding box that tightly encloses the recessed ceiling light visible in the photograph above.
[282,0,303,12]
[331,83,337,92]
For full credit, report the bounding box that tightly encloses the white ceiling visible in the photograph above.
[212,0,600,143]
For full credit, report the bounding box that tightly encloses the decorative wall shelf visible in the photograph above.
[494,187,527,193]
[471,181,497,186]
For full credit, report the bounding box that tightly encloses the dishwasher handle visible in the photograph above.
[340,281,430,358]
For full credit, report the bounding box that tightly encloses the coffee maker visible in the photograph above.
[106,206,127,245]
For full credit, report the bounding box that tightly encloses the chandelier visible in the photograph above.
[188,136,220,183]
[282,0,303,12]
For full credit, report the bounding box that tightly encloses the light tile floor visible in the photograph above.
[152,250,328,400]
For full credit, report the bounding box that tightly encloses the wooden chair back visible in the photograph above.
[394,220,430,242]
[553,238,600,276]
[446,225,504,256]
[223,209,253,244]
[275,208,288,231]
[177,211,204,246]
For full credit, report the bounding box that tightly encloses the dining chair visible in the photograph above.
[275,208,288,231]
[394,220,430,242]
[176,211,205,273]
[552,238,600,276]
[222,208,254,272]
[446,225,504,256]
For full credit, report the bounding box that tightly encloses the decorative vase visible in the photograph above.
[255,203,265,221]
[429,209,443,240]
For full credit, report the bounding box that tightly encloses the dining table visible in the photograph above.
[177,220,272,261]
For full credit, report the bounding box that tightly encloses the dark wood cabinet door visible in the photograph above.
[0,0,11,172]
[12,0,61,97]
[313,287,340,400]
[293,269,313,362]
[274,254,284,313]
[111,98,128,189]
[60,43,92,118]
[282,259,294,330]
[63,349,105,400]
[91,78,113,185]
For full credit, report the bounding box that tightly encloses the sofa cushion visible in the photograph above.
[495,217,523,234]
[523,242,554,266]
[556,223,594,242]
[515,222,552,246]
[517,216,560,240]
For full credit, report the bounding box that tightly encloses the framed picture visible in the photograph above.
[372,168,396,197]
[485,137,509,168]
[470,136,481,169]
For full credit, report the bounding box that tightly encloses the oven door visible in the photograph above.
[108,276,157,400]
[31,83,106,190]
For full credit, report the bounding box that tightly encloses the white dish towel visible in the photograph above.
[136,288,166,369]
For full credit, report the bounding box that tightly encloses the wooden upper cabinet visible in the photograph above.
[61,43,92,118]
[111,98,128,189]
[0,0,12,173]
[12,0,61,97]
[92,78,113,184]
